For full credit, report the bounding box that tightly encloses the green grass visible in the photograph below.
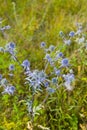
[0,0,87,129]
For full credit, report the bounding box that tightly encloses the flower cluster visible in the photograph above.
[40,42,75,92]
[0,41,16,95]
[0,31,75,98]
[1,23,82,121]
[59,23,86,47]
[63,73,74,91]
[5,42,16,56]
[25,68,47,92]
[21,59,30,70]
[0,76,15,95]
[0,25,11,31]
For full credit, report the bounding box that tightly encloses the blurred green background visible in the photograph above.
[0,0,87,129]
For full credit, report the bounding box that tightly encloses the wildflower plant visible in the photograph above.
[0,41,75,128]
[1,21,87,129]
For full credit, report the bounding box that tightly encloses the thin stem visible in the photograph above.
[31,93,34,123]
[41,93,49,105]
[44,62,49,72]
[13,55,21,65]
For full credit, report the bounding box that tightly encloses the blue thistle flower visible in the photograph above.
[75,29,82,35]
[64,39,71,45]
[0,78,7,86]
[46,87,55,93]
[45,54,52,62]
[41,42,46,48]
[61,58,69,67]
[22,59,30,69]
[56,52,63,59]
[5,42,16,55]
[59,31,64,37]
[63,73,74,91]
[9,86,15,94]
[9,64,15,71]
[52,77,57,84]
[44,81,49,87]
[58,52,63,57]
[69,31,75,37]
[2,85,15,95]
[9,42,15,49]
[5,25,11,30]
[55,69,61,76]
[78,37,85,44]
[49,45,55,52]
[63,73,74,83]
[0,47,4,52]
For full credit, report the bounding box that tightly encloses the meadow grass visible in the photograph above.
[0,0,87,129]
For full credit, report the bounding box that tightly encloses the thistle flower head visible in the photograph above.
[49,45,55,52]
[44,81,49,87]
[5,42,16,55]
[5,25,11,30]
[69,31,75,37]
[2,85,15,95]
[22,59,30,69]
[52,77,57,84]
[0,78,7,87]
[61,58,69,67]
[41,42,46,48]
[46,87,55,93]
[64,39,71,45]
[59,31,64,37]
[63,73,74,83]
[0,47,4,52]
[45,53,52,62]
[9,64,15,71]
[9,42,15,49]
[56,52,63,59]
[55,69,61,76]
